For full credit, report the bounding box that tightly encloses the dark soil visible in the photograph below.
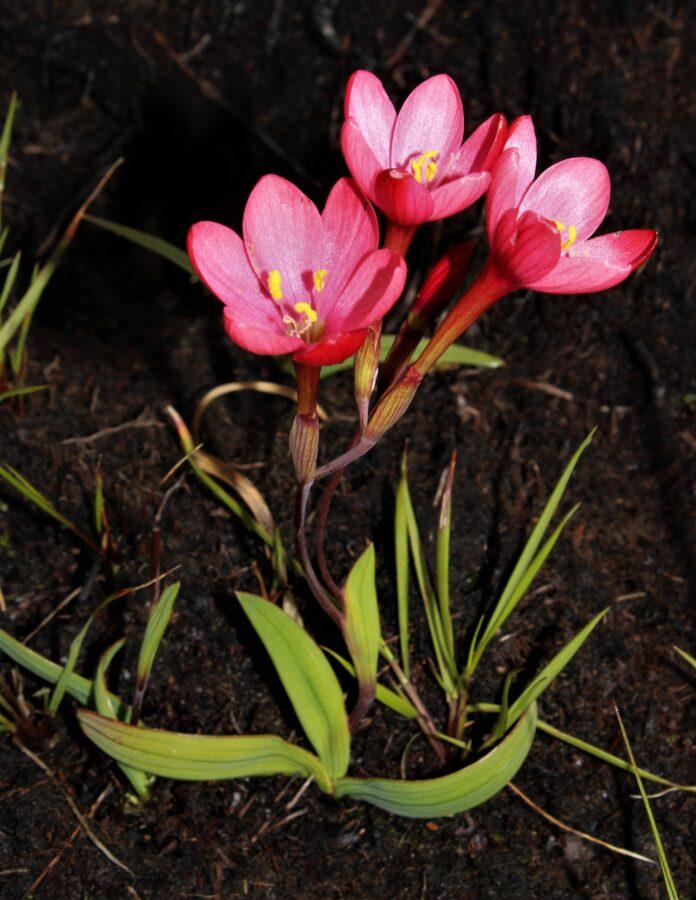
[0,1,694,897]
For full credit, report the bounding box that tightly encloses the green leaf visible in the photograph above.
[48,591,128,715]
[467,431,594,677]
[333,703,537,817]
[133,582,180,714]
[0,91,17,228]
[435,454,456,663]
[0,626,129,718]
[343,545,380,696]
[238,592,350,779]
[323,647,419,720]
[93,638,151,800]
[0,384,47,405]
[615,706,680,898]
[0,250,21,318]
[78,711,332,792]
[316,335,505,380]
[673,645,696,670]
[0,160,120,356]
[84,215,195,275]
[394,451,411,677]
[507,607,609,725]
[0,464,98,551]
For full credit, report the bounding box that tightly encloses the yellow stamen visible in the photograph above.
[294,301,317,324]
[560,224,577,251]
[313,269,328,292]
[410,150,439,184]
[553,220,566,232]
[268,269,283,301]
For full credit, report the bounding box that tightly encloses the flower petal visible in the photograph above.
[341,119,383,201]
[486,148,523,241]
[428,171,490,220]
[520,157,610,243]
[323,249,407,331]
[504,115,537,203]
[188,220,264,305]
[446,113,507,179]
[492,209,561,287]
[528,229,658,294]
[391,75,464,171]
[293,330,368,366]
[222,307,303,357]
[373,169,435,225]
[242,174,323,303]
[344,70,395,168]
[320,178,379,301]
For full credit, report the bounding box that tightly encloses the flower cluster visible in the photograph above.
[188,70,656,376]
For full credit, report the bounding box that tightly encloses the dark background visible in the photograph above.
[0,1,694,897]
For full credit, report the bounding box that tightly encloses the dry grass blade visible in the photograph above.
[507,782,655,864]
[192,380,329,438]
[14,741,132,877]
[0,158,123,354]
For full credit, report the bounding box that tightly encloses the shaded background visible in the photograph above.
[0,1,694,897]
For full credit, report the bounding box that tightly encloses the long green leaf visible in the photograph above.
[615,706,680,898]
[0,250,20,317]
[0,464,98,550]
[673,645,696,670]
[133,583,180,714]
[316,336,505,379]
[394,452,411,677]
[78,711,332,792]
[93,639,151,800]
[0,384,47,405]
[238,592,350,779]
[84,215,195,275]
[343,545,380,696]
[333,703,537,817]
[0,91,17,228]
[436,454,456,663]
[507,607,609,725]
[0,627,129,718]
[467,432,594,677]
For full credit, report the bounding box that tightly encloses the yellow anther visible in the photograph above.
[410,150,439,184]
[268,269,283,301]
[294,301,317,324]
[560,224,577,251]
[313,269,328,292]
[553,220,566,232]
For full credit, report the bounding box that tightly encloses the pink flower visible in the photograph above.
[341,70,506,227]
[485,116,657,293]
[187,176,407,366]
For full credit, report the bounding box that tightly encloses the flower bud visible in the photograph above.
[289,413,319,484]
[363,366,423,442]
[353,325,381,431]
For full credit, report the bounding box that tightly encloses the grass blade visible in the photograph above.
[0,91,18,227]
[84,214,195,275]
[131,583,180,721]
[673,645,696,669]
[238,592,350,779]
[507,607,609,726]
[435,452,456,663]
[394,450,411,677]
[333,703,536,817]
[614,705,680,898]
[0,250,21,317]
[0,384,47,405]
[0,159,122,356]
[467,432,594,678]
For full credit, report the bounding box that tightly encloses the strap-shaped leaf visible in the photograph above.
[78,711,332,793]
[238,592,350,779]
[0,626,129,716]
[333,703,537,817]
[93,639,151,800]
[507,607,609,725]
[343,545,381,694]
[133,582,180,717]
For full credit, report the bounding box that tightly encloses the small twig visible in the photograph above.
[507,781,655,864]
[511,378,575,402]
[62,410,163,445]
[13,742,132,876]
[22,587,81,644]
[21,784,113,898]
